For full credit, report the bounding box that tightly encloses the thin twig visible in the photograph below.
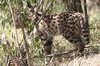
[8,0,22,60]
[8,1,31,66]
[43,0,49,11]
[43,0,55,15]
[35,0,44,15]
[31,48,77,58]
[18,13,31,66]
[47,48,78,57]
[30,45,95,59]
[7,59,11,66]
[36,0,55,24]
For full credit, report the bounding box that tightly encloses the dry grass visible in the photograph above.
[61,53,100,66]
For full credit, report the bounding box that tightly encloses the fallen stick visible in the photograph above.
[31,45,100,59]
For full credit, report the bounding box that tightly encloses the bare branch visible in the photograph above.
[7,59,11,66]
[47,49,78,57]
[35,0,44,15]
[30,45,97,59]
[26,0,55,25]
[42,0,50,12]
[31,48,78,58]
[8,0,22,58]
[43,0,55,15]
[26,1,35,13]
[8,1,31,66]
[35,0,55,24]
[17,12,31,66]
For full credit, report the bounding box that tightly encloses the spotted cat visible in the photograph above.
[27,2,90,54]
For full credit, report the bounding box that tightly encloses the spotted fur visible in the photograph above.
[27,2,90,54]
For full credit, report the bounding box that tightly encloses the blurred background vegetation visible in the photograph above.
[0,0,100,66]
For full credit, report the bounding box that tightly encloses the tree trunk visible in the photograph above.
[83,0,89,29]
[63,0,83,13]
